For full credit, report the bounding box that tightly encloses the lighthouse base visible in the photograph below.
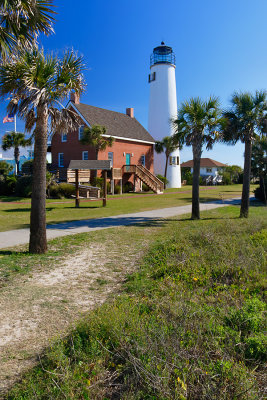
[166,165,181,188]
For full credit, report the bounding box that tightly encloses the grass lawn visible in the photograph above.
[0,184,256,231]
[4,204,266,399]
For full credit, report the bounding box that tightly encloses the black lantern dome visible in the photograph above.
[150,41,176,66]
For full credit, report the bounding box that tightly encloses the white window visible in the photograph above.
[206,168,212,173]
[82,151,88,160]
[61,133,67,142]
[58,153,64,167]
[141,154,145,166]
[170,156,179,165]
[108,152,114,167]
[79,125,85,140]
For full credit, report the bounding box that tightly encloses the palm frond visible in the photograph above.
[2,130,30,150]
[0,48,86,136]
[174,96,222,150]
[222,91,267,143]
[25,108,36,133]
[0,0,56,57]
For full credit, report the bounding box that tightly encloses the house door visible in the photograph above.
[108,152,113,167]
[126,153,131,165]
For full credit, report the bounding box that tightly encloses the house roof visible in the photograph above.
[69,160,111,170]
[70,102,155,144]
[180,158,226,168]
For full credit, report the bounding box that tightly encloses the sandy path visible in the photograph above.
[0,234,147,396]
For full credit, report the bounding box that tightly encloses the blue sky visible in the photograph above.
[1,0,267,166]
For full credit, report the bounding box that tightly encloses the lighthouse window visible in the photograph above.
[170,156,179,165]
[148,72,156,83]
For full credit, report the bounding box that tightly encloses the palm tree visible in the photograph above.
[80,125,114,159]
[2,131,31,174]
[222,91,267,217]
[0,48,85,253]
[173,97,222,219]
[0,0,55,58]
[155,135,179,188]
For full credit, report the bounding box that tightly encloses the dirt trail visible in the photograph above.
[0,236,147,396]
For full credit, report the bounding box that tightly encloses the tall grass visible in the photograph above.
[6,206,267,399]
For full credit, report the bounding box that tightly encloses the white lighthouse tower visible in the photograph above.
[148,42,181,188]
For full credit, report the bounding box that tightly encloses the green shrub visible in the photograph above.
[0,174,17,195]
[6,175,17,194]
[225,298,266,337]
[156,174,168,187]
[250,229,267,247]
[92,177,104,188]
[181,168,192,185]
[114,184,121,194]
[222,171,232,185]
[58,183,75,198]
[15,175,32,197]
[142,183,150,191]
[49,183,75,199]
[49,184,62,199]
[254,177,267,202]
[0,160,13,176]
[123,182,133,193]
[244,333,267,362]
[21,159,33,175]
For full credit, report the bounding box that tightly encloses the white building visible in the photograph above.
[181,158,226,184]
[148,42,181,188]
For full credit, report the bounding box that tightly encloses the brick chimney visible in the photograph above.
[126,108,134,118]
[70,92,80,104]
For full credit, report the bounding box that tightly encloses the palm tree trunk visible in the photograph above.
[29,105,48,253]
[14,146,19,175]
[240,139,252,218]
[192,141,202,219]
[164,151,169,189]
[259,174,267,205]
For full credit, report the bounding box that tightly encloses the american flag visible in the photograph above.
[3,113,14,123]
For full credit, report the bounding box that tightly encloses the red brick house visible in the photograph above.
[51,95,163,193]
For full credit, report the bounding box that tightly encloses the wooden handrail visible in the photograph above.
[122,164,164,193]
[136,165,164,186]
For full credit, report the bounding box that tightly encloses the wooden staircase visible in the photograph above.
[123,165,164,194]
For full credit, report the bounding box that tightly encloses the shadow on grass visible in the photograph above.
[181,196,239,203]
[0,250,29,256]
[47,216,169,230]
[67,206,100,210]
[248,200,266,207]
[3,207,54,213]
[0,196,28,203]
[176,217,239,222]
